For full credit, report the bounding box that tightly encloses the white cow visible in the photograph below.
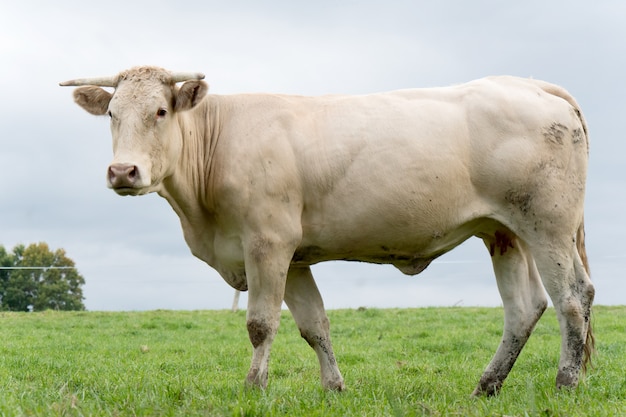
[61,66,594,395]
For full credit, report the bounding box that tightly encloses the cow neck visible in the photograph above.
[159,97,219,224]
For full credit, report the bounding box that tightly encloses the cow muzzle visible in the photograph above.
[107,163,142,195]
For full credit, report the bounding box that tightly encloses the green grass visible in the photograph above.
[0,306,624,416]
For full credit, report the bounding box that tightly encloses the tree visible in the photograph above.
[0,243,86,311]
[0,246,14,305]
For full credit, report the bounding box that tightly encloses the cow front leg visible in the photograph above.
[284,266,345,391]
[473,235,547,396]
[245,311,280,389]
[243,235,293,389]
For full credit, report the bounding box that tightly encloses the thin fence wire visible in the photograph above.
[0,267,75,270]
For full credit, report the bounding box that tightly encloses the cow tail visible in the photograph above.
[577,219,595,373]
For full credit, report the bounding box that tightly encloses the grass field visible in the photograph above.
[0,306,623,416]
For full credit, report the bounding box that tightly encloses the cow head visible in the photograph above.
[61,66,208,196]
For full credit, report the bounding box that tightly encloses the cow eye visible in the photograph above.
[156,108,167,117]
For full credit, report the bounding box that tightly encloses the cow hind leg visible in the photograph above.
[473,232,548,396]
[527,236,594,390]
[283,266,345,391]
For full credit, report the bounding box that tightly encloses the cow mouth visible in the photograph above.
[112,186,147,196]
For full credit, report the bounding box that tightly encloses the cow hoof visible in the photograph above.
[471,381,501,397]
[245,369,268,390]
[323,378,346,391]
[244,379,266,390]
[556,369,579,390]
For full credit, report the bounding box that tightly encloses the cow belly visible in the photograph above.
[291,245,428,274]
[291,245,435,275]
[293,216,496,273]
[292,219,486,275]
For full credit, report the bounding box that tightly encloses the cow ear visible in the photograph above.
[174,80,208,112]
[73,86,112,116]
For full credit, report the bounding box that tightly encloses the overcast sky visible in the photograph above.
[1,1,624,311]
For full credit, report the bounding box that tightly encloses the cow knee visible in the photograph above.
[247,318,273,348]
[527,298,548,328]
[299,318,330,347]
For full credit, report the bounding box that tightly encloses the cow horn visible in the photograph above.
[170,72,206,83]
[59,75,119,87]
[59,71,205,87]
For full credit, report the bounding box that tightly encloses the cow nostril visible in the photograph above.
[108,166,117,182]
[128,166,137,180]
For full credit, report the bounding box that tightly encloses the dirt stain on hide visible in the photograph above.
[301,331,335,361]
[572,128,584,144]
[247,319,272,348]
[543,122,568,145]
[505,189,533,216]
[250,236,274,263]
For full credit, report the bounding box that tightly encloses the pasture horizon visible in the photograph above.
[77,237,620,312]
